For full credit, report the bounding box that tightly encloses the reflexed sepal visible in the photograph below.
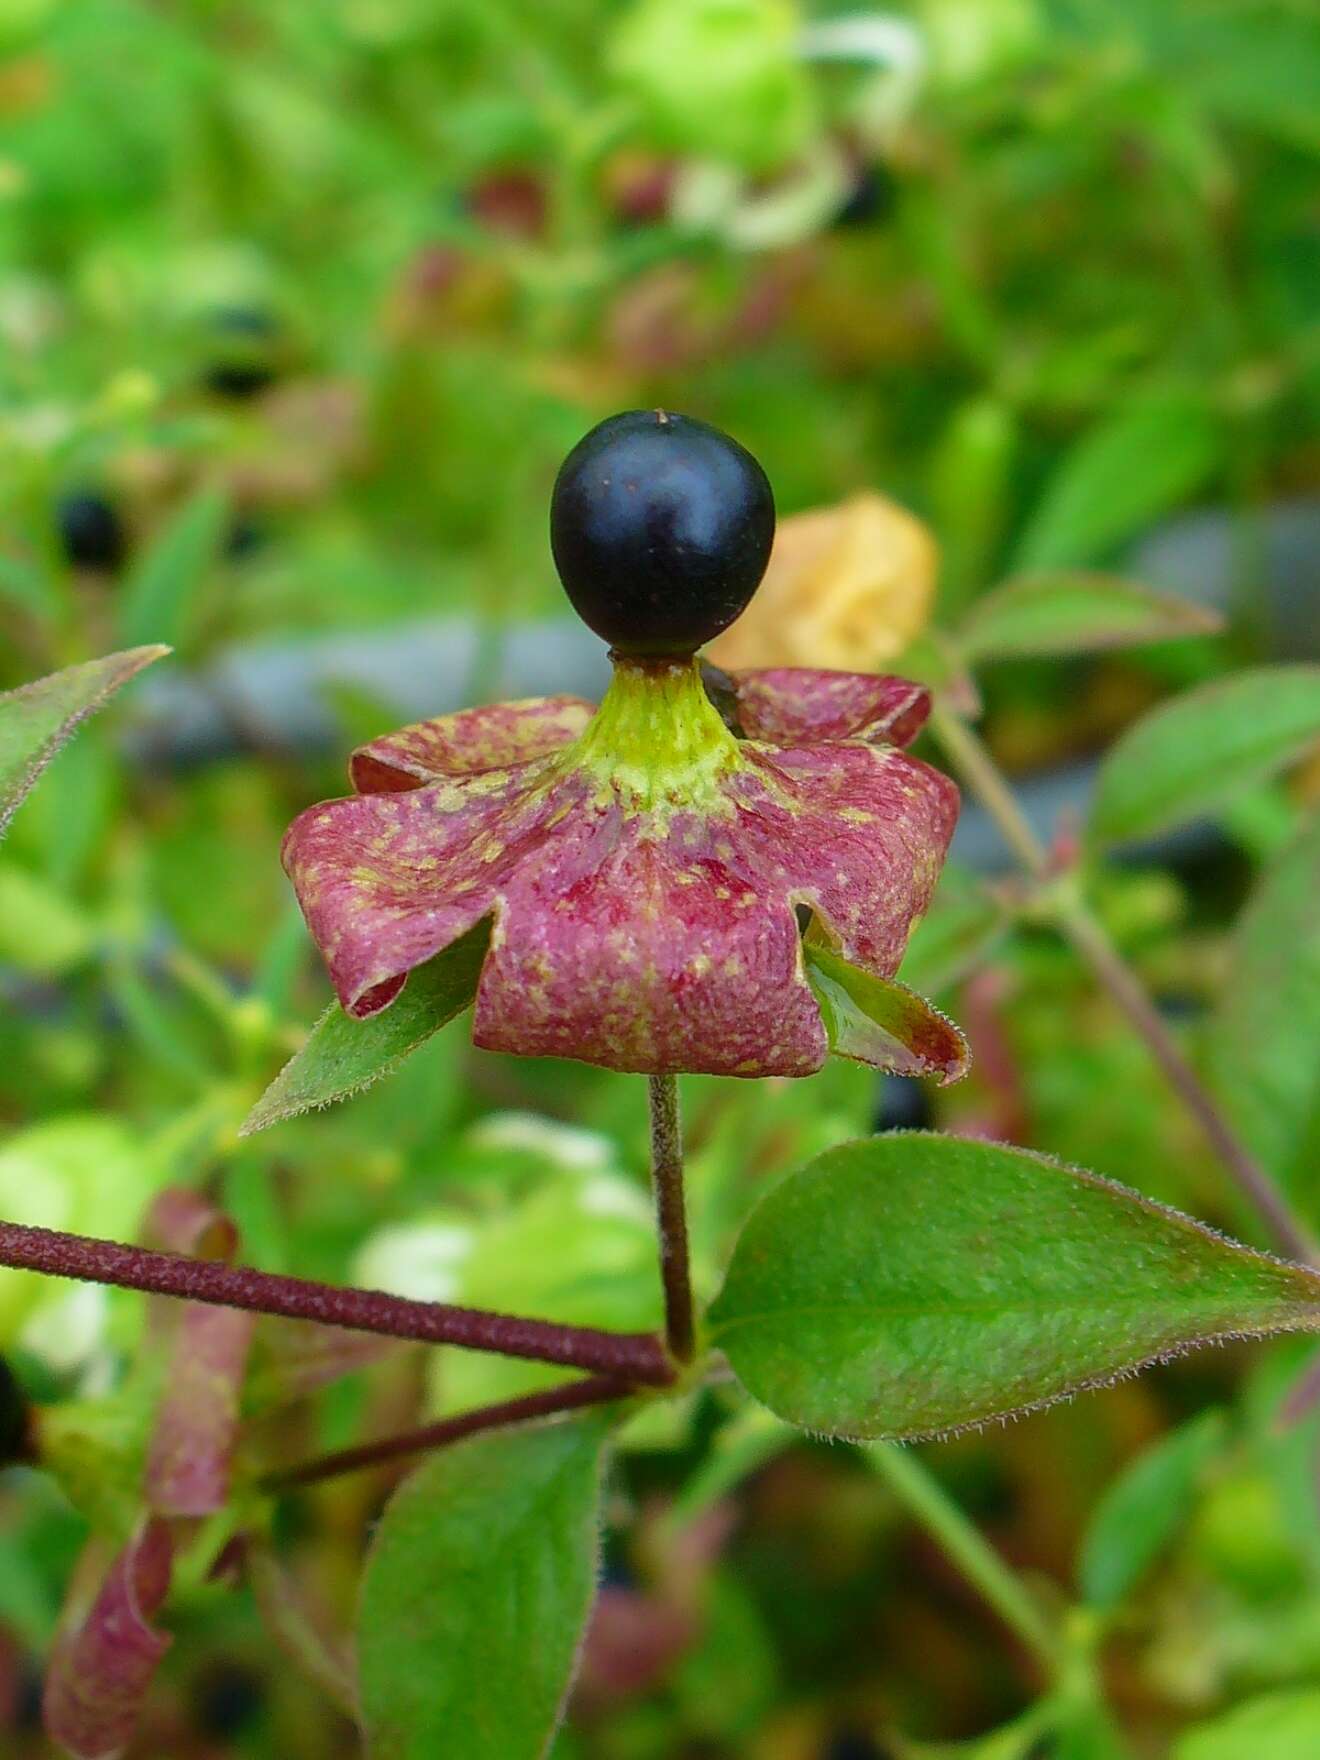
[281,659,959,1078]
[241,923,489,1134]
[804,940,968,1082]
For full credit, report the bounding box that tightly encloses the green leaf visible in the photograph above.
[240,921,489,1134]
[358,1415,611,1760]
[804,940,968,1083]
[0,864,96,976]
[608,0,816,174]
[1090,667,1320,846]
[1013,393,1221,571]
[0,647,167,839]
[1203,811,1320,1195]
[927,396,1019,616]
[1151,11,1320,155]
[118,486,228,649]
[1078,1409,1227,1610]
[960,573,1221,663]
[1172,1690,1320,1760]
[706,1133,1320,1441]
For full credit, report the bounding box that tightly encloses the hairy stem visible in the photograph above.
[931,705,1053,880]
[866,1443,1062,1674]
[931,706,1315,1264]
[0,1221,675,1385]
[265,1376,633,1491]
[649,1074,696,1363]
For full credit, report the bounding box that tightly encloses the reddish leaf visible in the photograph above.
[145,1303,255,1516]
[44,1521,173,1759]
[141,1190,254,1517]
[142,1188,239,1260]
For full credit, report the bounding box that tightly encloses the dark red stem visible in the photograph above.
[0,1221,675,1385]
[265,1375,632,1490]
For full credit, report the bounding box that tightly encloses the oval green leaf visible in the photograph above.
[960,573,1220,663]
[0,647,168,838]
[1013,392,1221,571]
[1089,666,1320,846]
[118,486,228,650]
[707,1133,1320,1441]
[241,921,489,1134]
[358,1414,611,1760]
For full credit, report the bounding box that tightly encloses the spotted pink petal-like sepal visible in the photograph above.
[729,669,932,747]
[350,696,594,792]
[282,661,960,1078]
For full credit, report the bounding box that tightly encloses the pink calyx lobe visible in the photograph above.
[282,657,959,1077]
[43,1520,174,1759]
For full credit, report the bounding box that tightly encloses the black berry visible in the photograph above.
[833,161,896,230]
[874,1072,933,1133]
[225,518,266,560]
[56,491,126,572]
[823,1733,889,1760]
[550,409,775,657]
[0,1355,29,1466]
[202,305,283,400]
[194,1661,265,1737]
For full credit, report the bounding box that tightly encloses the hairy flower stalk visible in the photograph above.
[0,1221,675,1383]
[649,1075,695,1362]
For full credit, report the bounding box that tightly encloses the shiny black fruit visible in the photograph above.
[550,409,774,657]
[202,306,282,399]
[0,1356,29,1466]
[57,492,126,572]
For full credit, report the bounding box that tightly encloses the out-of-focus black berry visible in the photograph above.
[874,1074,933,1133]
[0,1356,30,1466]
[834,163,896,230]
[225,518,265,560]
[14,1661,43,1732]
[194,1661,264,1737]
[202,306,283,399]
[206,363,274,397]
[56,492,126,572]
[823,1729,888,1760]
[550,409,775,657]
